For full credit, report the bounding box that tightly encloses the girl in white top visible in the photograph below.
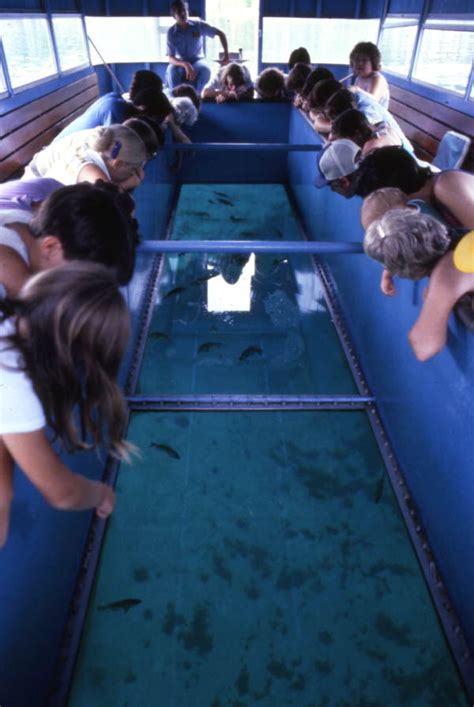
[23,125,148,191]
[0,262,132,548]
[349,42,390,109]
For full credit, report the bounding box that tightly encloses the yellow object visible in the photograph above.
[453,231,474,273]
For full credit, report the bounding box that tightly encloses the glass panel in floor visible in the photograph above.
[137,184,355,396]
[68,411,468,707]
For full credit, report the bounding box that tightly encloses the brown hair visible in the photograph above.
[350,42,382,71]
[1,262,131,457]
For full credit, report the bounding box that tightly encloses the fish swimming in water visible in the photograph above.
[150,442,181,460]
[374,474,385,503]
[192,271,220,285]
[163,286,185,299]
[198,341,223,353]
[239,231,258,238]
[214,191,229,198]
[189,210,211,218]
[230,215,246,223]
[149,331,170,341]
[97,598,142,613]
[216,196,234,206]
[239,345,263,362]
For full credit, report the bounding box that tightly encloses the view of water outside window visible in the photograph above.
[85,17,173,63]
[52,16,89,72]
[262,18,379,66]
[413,25,474,95]
[379,20,418,77]
[205,0,259,79]
[0,17,57,89]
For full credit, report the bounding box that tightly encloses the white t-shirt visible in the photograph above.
[0,318,46,434]
[23,128,111,185]
[0,209,31,300]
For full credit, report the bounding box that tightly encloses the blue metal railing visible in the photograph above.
[138,240,363,254]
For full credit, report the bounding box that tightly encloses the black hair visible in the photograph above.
[324,88,355,120]
[300,68,336,100]
[288,47,311,70]
[123,117,164,153]
[132,89,173,123]
[307,78,341,111]
[172,83,201,110]
[255,68,287,101]
[331,109,372,143]
[350,41,382,71]
[29,182,139,285]
[129,70,163,101]
[286,63,312,93]
[171,0,188,15]
[353,146,433,198]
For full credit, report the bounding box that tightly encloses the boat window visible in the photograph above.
[0,60,7,97]
[0,15,57,90]
[261,18,379,65]
[52,15,89,73]
[205,0,259,79]
[412,18,474,95]
[378,16,419,77]
[84,16,175,64]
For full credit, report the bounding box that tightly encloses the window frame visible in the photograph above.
[0,12,60,94]
[380,9,474,105]
[51,13,91,76]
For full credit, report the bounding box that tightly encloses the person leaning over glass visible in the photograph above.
[165,0,229,93]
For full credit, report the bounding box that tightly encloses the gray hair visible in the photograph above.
[363,207,451,279]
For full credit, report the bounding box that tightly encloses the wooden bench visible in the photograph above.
[0,72,100,182]
[388,83,474,172]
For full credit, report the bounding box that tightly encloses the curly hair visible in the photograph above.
[364,207,451,278]
[350,42,382,71]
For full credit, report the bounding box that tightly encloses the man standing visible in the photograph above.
[165,1,229,93]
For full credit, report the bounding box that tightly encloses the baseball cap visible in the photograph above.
[453,230,474,273]
[314,138,362,188]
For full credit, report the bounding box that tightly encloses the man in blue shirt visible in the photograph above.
[165,1,229,93]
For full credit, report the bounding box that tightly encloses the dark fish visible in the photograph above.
[208,199,216,204]
[192,271,220,285]
[189,210,211,218]
[97,598,142,613]
[163,286,185,299]
[374,475,385,503]
[230,215,246,223]
[239,345,263,362]
[198,341,223,353]
[149,331,170,341]
[216,196,234,206]
[150,442,181,460]
[214,191,229,198]
[239,231,258,238]
[273,228,284,239]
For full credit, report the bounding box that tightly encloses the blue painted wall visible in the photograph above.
[287,107,474,655]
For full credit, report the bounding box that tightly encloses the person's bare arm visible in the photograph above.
[380,269,397,296]
[367,74,389,104]
[216,30,229,64]
[434,171,474,229]
[77,163,111,184]
[0,244,31,296]
[310,112,332,134]
[0,439,14,548]
[2,429,115,517]
[168,55,196,81]
[409,252,474,361]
